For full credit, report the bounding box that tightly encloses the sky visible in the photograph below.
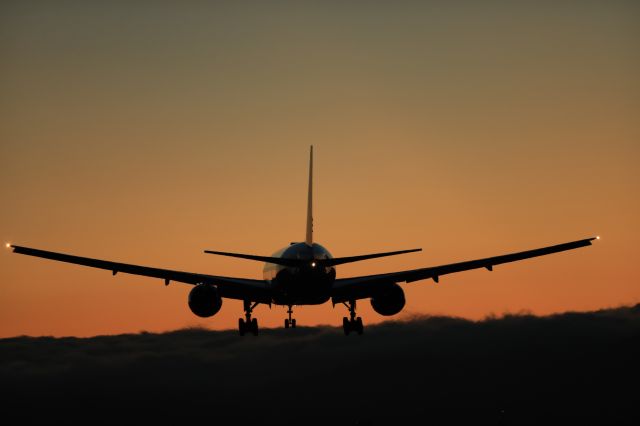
[1,0,638,337]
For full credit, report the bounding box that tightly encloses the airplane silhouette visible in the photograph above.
[8,146,598,335]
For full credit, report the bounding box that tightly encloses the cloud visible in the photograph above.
[1,305,639,425]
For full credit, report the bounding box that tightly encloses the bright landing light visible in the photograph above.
[311,262,316,267]
[5,242,10,248]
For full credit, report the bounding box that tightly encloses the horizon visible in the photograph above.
[2,301,636,339]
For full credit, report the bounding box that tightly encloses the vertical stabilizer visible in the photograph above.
[305,146,313,246]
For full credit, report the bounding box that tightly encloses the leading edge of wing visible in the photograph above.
[10,245,271,303]
[333,237,598,290]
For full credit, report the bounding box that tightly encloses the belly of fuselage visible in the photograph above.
[271,267,335,305]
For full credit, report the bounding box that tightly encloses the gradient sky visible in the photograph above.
[1,1,638,337]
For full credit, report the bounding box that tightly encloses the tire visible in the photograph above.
[285,319,290,329]
[238,318,245,336]
[356,317,364,335]
[251,318,259,336]
[291,319,297,328]
[343,317,350,335]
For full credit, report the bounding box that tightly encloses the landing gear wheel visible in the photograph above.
[239,300,259,336]
[355,317,363,335]
[285,305,297,330]
[251,318,259,336]
[341,301,364,335]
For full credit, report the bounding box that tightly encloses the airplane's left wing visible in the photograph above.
[10,245,272,303]
[331,237,597,303]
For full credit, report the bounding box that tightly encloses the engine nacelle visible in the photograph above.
[370,283,406,316]
[188,284,223,318]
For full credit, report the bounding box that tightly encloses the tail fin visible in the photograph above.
[305,145,313,246]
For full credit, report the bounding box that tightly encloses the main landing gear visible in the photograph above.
[342,300,363,335]
[239,300,259,336]
[284,305,297,329]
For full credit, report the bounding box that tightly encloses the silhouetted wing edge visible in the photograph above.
[331,238,597,302]
[10,245,272,303]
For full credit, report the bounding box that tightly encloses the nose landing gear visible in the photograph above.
[342,300,363,335]
[284,305,297,328]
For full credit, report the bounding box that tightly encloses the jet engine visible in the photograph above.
[370,283,406,316]
[188,284,223,318]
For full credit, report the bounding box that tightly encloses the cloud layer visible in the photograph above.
[2,305,639,425]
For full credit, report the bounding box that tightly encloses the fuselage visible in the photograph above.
[263,242,336,305]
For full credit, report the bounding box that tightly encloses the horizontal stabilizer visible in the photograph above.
[204,248,421,268]
[203,250,301,267]
[322,248,422,267]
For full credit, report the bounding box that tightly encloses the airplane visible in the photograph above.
[7,146,598,336]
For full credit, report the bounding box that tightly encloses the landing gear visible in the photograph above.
[239,300,259,336]
[238,318,258,336]
[284,305,297,329]
[342,300,363,335]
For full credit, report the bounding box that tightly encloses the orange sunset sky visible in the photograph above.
[1,1,638,337]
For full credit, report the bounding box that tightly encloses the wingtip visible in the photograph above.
[400,248,422,254]
[585,236,600,245]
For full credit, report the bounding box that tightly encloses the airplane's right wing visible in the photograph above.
[10,245,273,303]
[331,237,598,303]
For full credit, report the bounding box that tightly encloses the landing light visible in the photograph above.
[596,236,600,240]
[311,262,316,267]
[5,243,10,249]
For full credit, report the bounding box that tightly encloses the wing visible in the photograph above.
[10,245,272,303]
[331,237,598,303]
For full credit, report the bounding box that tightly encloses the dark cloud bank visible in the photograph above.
[2,305,639,425]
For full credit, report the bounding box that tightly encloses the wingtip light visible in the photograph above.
[5,242,10,249]
[596,236,600,240]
